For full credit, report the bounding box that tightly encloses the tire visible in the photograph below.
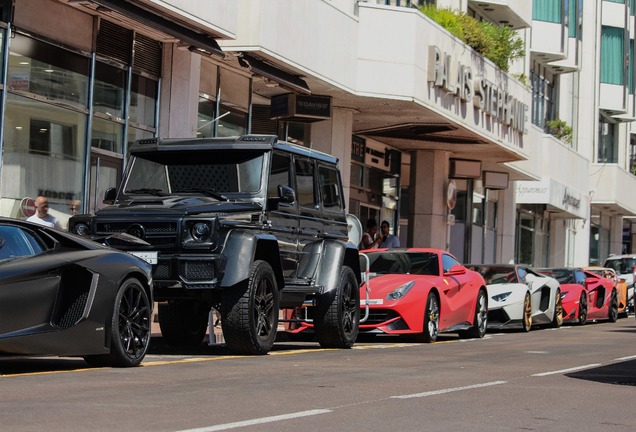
[459,289,488,339]
[415,292,440,343]
[550,290,563,328]
[608,290,618,323]
[315,266,360,349]
[84,278,151,367]
[521,292,533,332]
[221,260,279,355]
[577,292,587,325]
[158,300,209,347]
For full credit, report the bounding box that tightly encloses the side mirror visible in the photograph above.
[278,185,296,204]
[585,277,596,286]
[103,188,117,204]
[444,264,467,276]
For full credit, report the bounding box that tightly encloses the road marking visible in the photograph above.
[390,380,507,399]
[175,409,332,432]
[532,363,601,377]
[614,354,636,361]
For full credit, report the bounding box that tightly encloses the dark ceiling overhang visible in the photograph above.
[239,53,311,94]
[358,123,488,145]
[88,0,224,57]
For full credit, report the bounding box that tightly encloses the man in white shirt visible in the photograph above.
[26,196,63,230]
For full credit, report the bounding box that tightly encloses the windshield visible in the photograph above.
[536,268,572,284]
[605,258,636,274]
[123,150,265,196]
[361,251,439,276]
[472,266,518,284]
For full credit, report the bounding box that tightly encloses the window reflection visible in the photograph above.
[129,73,157,127]
[8,34,89,110]
[92,117,123,153]
[1,93,85,222]
[94,61,125,119]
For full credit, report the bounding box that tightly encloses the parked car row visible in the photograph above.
[4,135,634,367]
[287,248,633,342]
[0,220,632,369]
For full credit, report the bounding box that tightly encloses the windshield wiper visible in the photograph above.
[174,188,228,201]
[125,188,167,196]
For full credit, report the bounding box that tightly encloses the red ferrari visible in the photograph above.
[536,267,618,324]
[358,248,488,342]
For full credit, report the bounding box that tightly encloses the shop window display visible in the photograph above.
[1,93,86,225]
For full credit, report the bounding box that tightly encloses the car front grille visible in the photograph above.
[179,260,215,281]
[95,221,178,247]
[361,309,400,325]
[154,262,172,280]
[487,308,510,323]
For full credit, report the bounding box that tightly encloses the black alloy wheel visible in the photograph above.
[85,278,152,367]
[222,260,279,355]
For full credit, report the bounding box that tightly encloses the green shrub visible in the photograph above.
[420,5,525,71]
[546,119,573,144]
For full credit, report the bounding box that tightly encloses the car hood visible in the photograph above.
[486,282,527,296]
[97,196,262,216]
[361,274,434,299]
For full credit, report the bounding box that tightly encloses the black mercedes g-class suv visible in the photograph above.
[69,135,360,355]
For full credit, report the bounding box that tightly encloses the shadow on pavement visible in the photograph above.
[566,359,636,387]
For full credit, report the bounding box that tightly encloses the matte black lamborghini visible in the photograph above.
[0,217,153,367]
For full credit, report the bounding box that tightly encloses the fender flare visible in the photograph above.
[219,230,284,289]
[311,240,361,305]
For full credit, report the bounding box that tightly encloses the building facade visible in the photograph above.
[0,0,632,267]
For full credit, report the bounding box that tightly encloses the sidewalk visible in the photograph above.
[150,310,225,344]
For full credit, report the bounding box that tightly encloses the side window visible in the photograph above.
[318,164,343,212]
[574,269,586,285]
[0,226,45,260]
[441,253,459,273]
[268,152,291,198]
[517,267,528,283]
[295,158,317,208]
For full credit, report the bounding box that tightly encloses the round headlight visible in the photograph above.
[73,223,90,236]
[191,222,210,242]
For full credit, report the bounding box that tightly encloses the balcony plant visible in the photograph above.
[546,118,573,144]
[419,5,525,72]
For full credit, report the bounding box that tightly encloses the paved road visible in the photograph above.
[1,317,635,432]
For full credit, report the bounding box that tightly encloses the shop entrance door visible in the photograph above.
[88,148,123,214]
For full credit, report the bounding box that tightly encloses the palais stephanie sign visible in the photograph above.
[428,45,528,134]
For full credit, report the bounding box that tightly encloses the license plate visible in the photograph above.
[129,251,158,265]
[360,299,383,306]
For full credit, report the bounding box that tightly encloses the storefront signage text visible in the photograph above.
[428,45,527,134]
[38,189,76,200]
[562,188,581,210]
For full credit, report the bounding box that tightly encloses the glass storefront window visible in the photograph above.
[92,117,123,153]
[197,96,215,138]
[94,61,126,119]
[8,34,89,110]
[0,29,4,76]
[350,163,364,189]
[1,93,86,225]
[598,118,618,163]
[517,212,535,264]
[127,127,154,156]
[217,107,246,137]
[129,73,157,128]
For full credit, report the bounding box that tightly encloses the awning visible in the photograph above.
[89,0,224,57]
[239,54,311,94]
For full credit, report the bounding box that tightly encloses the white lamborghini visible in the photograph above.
[469,264,563,332]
